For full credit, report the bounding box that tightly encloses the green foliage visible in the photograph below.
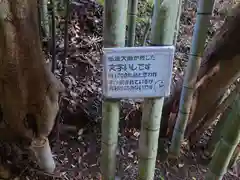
[135,0,154,46]
[159,175,165,180]
[95,0,154,46]
[97,0,104,6]
[146,0,154,7]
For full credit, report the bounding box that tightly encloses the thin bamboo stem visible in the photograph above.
[127,0,138,47]
[173,0,183,45]
[49,0,56,73]
[61,0,70,82]
[170,0,216,157]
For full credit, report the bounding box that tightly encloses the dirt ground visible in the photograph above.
[3,0,240,179]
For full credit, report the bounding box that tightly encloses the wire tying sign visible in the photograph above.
[102,46,175,99]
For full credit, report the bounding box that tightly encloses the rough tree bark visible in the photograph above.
[186,3,240,140]
[189,81,240,145]
[0,0,64,143]
[160,3,240,141]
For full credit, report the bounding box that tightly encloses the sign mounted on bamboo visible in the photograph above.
[102,46,175,98]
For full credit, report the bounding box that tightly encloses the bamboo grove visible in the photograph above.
[95,0,240,179]
[0,0,240,179]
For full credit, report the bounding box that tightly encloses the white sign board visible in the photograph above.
[102,46,175,99]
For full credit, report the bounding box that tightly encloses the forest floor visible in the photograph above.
[8,0,240,179]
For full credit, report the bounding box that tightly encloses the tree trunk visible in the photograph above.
[189,81,240,145]
[186,3,240,138]
[161,3,240,140]
[0,0,64,142]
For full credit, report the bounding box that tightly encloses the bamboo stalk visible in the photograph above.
[205,97,240,180]
[61,0,70,82]
[204,106,231,158]
[138,1,180,179]
[127,0,138,47]
[101,0,128,179]
[101,101,120,179]
[185,2,240,138]
[170,0,216,157]
[39,0,50,39]
[150,0,179,46]
[203,83,240,159]
[50,0,56,73]
[173,0,183,45]
[138,98,164,179]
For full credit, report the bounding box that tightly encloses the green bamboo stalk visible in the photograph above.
[101,0,128,179]
[205,97,240,180]
[39,0,50,38]
[173,0,183,45]
[170,0,216,157]
[138,1,180,179]
[150,0,179,46]
[127,0,138,47]
[204,87,240,166]
[203,82,240,159]
[204,106,231,159]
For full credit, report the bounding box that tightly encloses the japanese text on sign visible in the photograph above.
[102,46,175,99]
